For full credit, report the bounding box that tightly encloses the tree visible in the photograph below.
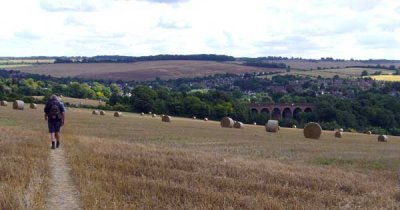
[361,70,369,77]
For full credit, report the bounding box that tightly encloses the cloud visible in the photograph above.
[14,31,41,40]
[140,0,189,4]
[40,0,98,12]
[157,18,190,29]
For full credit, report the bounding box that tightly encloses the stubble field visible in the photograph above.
[0,104,399,209]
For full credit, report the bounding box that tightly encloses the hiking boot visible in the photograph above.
[56,141,60,148]
[51,141,56,150]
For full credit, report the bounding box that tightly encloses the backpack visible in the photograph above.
[48,101,61,120]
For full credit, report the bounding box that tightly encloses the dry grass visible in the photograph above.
[11,61,281,81]
[0,106,49,209]
[64,108,400,209]
[1,105,400,208]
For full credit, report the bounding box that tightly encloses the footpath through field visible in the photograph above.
[46,147,81,210]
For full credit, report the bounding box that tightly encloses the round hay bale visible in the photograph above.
[204,118,208,121]
[303,122,322,139]
[141,112,145,116]
[114,112,122,117]
[234,121,243,129]
[378,135,388,142]
[366,131,372,135]
[100,110,106,115]
[339,128,344,132]
[192,116,196,120]
[30,103,37,109]
[335,131,343,138]
[13,100,24,110]
[265,120,279,132]
[149,112,152,115]
[92,110,100,115]
[0,100,8,106]
[152,114,157,117]
[220,117,234,128]
[292,125,297,128]
[253,122,257,125]
[162,115,171,123]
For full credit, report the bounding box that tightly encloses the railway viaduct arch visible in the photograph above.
[249,103,316,120]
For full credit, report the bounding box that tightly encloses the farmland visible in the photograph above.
[370,75,400,82]
[0,104,399,209]
[8,61,282,81]
[265,67,395,79]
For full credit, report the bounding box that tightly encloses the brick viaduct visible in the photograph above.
[249,103,317,120]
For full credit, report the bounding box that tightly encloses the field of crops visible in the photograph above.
[370,75,400,82]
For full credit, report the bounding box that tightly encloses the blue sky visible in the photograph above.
[0,0,399,59]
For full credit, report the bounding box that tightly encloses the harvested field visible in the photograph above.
[9,61,282,81]
[0,105,400,209]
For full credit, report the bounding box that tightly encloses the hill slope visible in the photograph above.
[9,60,281,81]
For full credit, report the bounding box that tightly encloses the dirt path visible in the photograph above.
[46,147,81,210]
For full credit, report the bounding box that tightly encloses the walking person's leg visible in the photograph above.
[50,132,56,149]
[55,132,61,148]
[48,121,57,149]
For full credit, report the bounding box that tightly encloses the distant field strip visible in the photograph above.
[266,68,395,79]
[370,75,400,82]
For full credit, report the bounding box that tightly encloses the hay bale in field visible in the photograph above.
[162,115,171,123]
[303,122,322,139]
[140,112,145,116]
[339,128,344,132]
[292,125,297,128]
[13,100,24,110]
[335,131,343,138]
[30,103,37,109]
[265,120,279,132]
[234,121,243,129]
[378,135,388,142]
[0,100,8,106]
[220,117,234,128]
[366,131,372,135]
[204,118,208,121]
[192,116,196,120]
[148,112,152,115]
[114,112,122,117]
[253,122,257,125]
[100,110,106,115]
[152,114,157,117]
[92,110,99,115]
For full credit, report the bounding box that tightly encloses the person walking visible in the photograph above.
[44,95,65,149]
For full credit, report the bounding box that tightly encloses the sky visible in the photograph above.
[0,0,399,59]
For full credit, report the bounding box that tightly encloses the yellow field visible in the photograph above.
[370,75,400,82]
[0,104,399,208]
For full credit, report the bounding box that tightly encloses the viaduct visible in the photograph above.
[249,103,317,120]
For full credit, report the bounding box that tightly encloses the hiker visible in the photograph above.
[44,95,65,149]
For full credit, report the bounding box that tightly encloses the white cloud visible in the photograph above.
[0,0,399,59]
